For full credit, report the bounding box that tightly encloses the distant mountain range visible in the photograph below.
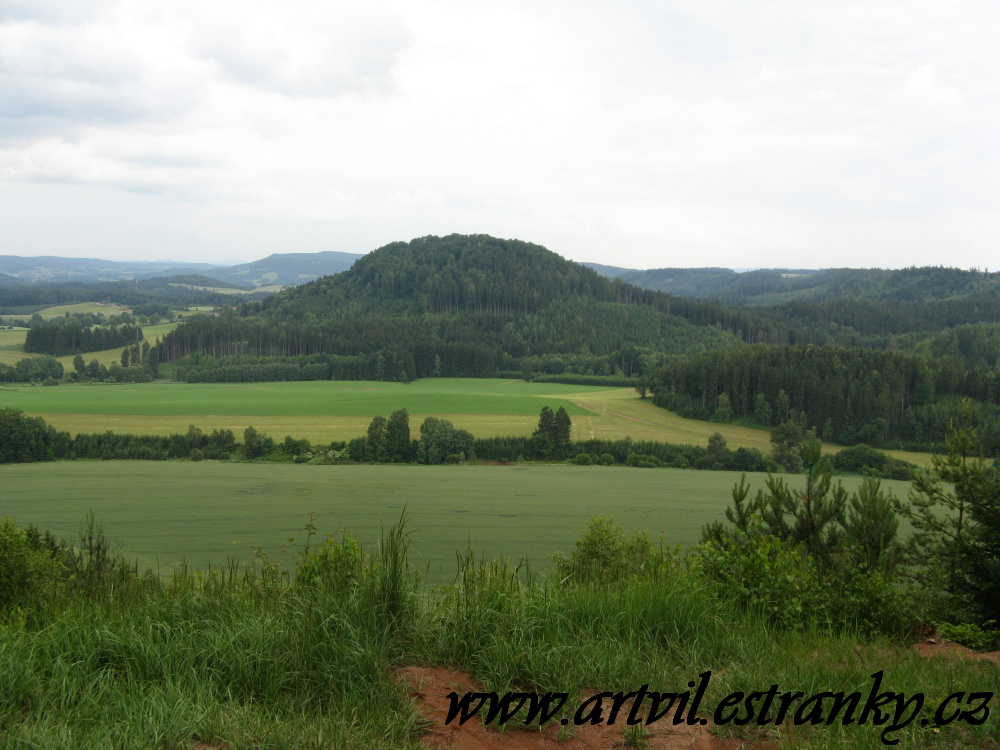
[4,249,998,309]
[0,251,364,288]
[581,264,1000,306]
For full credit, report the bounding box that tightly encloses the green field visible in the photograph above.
[0,327,32,365]
[0,461,915,583]
[0,376,935,465]
[0,379,613,443]
[31,301,131,319]
[0,378,604,416]
[0,321,179,367]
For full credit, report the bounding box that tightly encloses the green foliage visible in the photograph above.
[0,517,63,613]
[242,426,275,459]
[151,234,745,380]
[696,456,910,635]
[934,621,997,652]
[189,448,204,461]
[366,414,388,462]
[692,526,909,635]
[691,529,820,630]
[384,408,411,462]
[896,403,1000,628]
[713,392,733,422]
[844,476,900,574]
[653,344,1000,454]
[23,319,143,357]
[416,416,474,465]
[295,527,364,594]
[634,375,651,398]
[529,405,572,459]
[0,407,67,463]
[553,516,667,585]
[0,354,64,384]
[625,453,661,468]
[832,443,917,480]
[769,421,807,473]
[0,504,997,748]
[570,452,593,465]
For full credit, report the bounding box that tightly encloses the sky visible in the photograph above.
[1,0,998,271]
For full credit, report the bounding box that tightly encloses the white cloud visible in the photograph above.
[0,0,998,269]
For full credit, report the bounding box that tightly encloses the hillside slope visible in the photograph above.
[154,234,745,379]
[596,265,1000,307]
[207,251,362,288]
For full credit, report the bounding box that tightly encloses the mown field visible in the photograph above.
[0,376,933,465]
[0,327,30,365]
[33,301,128,319]
[0,321,178,367]
[0,461,915,583]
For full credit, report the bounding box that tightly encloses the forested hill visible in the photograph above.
[594,265,1000,307]
[253,235,628,317]
[152,234,748,379]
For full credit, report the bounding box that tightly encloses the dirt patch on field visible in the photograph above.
[912,639,1000,665]
[398,665,779,750]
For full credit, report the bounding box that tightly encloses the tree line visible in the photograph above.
[24,319,143,356]
[652,344,1000,454]
[1,403,918,484]
[0,275,261,315]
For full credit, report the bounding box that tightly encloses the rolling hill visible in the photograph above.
[586,264,1000,307]
[153,234,746,379]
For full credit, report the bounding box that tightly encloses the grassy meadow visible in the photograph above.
[1,376,934,465]
[0,321,179,367]
[1,465,995,750]
[0,461,916,583]
[0,327,30,365]
[34,301,128,319]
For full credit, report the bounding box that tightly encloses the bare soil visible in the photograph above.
[398,665,780,750]
[912,639,1000,665]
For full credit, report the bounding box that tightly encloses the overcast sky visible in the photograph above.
[1,1,998,270]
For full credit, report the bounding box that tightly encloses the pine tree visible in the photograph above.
[385,409,411,462]
[553,406,572,455]
[366,415,388,462]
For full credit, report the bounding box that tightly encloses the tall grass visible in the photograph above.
[1,514,997,749]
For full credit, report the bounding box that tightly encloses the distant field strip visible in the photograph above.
[0,461,915,583]
[0,328,34,365]
[0,379,604,417]
[567,389,774,450]
[0,322,179,367]
[1,377,935,464]
[2,379,610,443]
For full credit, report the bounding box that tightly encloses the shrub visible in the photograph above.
[296,532,364,593]
[626,453,661,468]
[0,517,63,613]
[553,515,667,584]
[690,531,819,630]
[570,452,593,465]
[696,465,914,636]
[595,452,616,465]
[833,443,887,474]
[935,621,997,652]
[189,448,204,461]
